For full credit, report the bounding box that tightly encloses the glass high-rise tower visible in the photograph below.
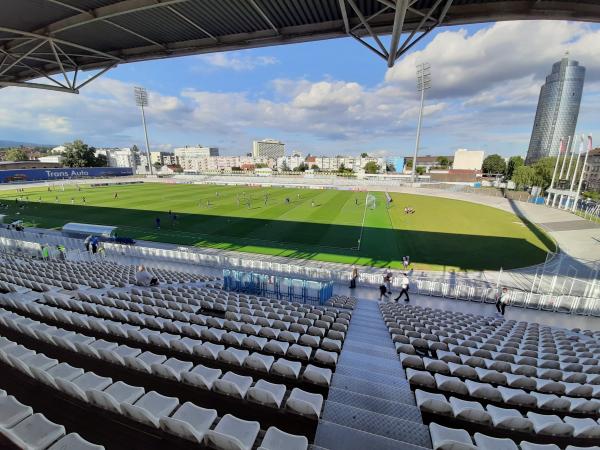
[526,56,585,164]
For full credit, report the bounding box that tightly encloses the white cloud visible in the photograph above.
[198,53,278,71]
[0,21,598,156]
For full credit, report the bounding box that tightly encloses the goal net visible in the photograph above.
[366,194,377,210]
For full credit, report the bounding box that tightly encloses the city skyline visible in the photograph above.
[0,21,599,158]
[526,55,586,164]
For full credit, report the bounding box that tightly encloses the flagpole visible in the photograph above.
[547,137,563,205]
[573,134,592,212]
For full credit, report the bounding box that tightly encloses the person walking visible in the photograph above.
[394,273,410,302]
[402,256,410,270]
[349,266,358,289]
[155,217,161,229]
[496,287,510,316]
[384,271,393,297]
[378,283,388,301]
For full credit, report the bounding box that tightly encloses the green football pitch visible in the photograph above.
[0,182,555,271]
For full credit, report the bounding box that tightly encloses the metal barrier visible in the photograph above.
[222,269,334,306]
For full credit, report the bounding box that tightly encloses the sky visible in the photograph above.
[0,20,599,158]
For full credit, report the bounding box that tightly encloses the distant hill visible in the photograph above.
[0,140,55,148]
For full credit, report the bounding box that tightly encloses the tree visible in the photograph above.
[405,159,413,169]
[360,152,369,158]
[255,163,268,169]
[293,162,308,172]
[436,156,450,168]
[506,156,524,179]
[96,154,108,167]
[531,157,556,189]
[62,140,97,167]
[169,164,183,173]
[482,154,506,175]
[131,145,140,153]
[280,160,290,172]
[4,148,29,161]
[311,164,319,171]
[338,163,353,174]
[416,166,426,175]
[363,161,380,174]
[511,165,537,189]
[386,162,396,173]
[153,161,163,170]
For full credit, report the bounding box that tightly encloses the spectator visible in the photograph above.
[84,235,92,252]
[394,273,410,302]
[378,283,388,301]
[349,266,358,289]
[90,236,99,254]
[384,272,393,297]
[41,245,49,260]
[135,265,158,286]
[402,256,410,269]
[496,287,510,316]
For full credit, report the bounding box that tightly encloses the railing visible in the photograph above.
[222,269,334,306]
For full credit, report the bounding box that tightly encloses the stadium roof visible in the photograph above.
[1,0,599,93]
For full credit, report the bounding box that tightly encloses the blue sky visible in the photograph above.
[0,20,599,158]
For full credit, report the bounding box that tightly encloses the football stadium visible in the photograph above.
[1,2,600,450]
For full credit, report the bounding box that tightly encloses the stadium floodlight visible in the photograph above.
[134,86,153,175]
[412,62,431,182]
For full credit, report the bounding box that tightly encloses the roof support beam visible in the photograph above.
[0,80,79,94]
[338,0,350,34]
[167,6,218,41]
[387,0,409,67]
[248,0,279,34]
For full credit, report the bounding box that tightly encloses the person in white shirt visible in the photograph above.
[496,287,509,315]
[394,274,410,302]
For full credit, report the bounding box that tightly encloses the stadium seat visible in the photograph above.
[258,426,308,450]
[159,402,217,444]
[428,423,476,450]
[473,433,518,450]
[204,414,260,450]
[47,433,105,450]
[285,388,323,419]
[121,391,179,428]
[0,395,33,428]
[2,413,66,450]
[213,372,253,398]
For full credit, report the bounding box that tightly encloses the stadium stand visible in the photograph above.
[0,249,355,449]
[383,302,600,449]
[1,239,599,449]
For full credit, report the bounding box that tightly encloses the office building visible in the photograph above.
[252,139,285,158]
[173,146,219,160]
[150,151,177,166]
[581,148,600,192]
[526,56,585,164]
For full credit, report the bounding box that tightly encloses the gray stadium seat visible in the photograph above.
[159,402,217,444]
[258,426,308,450]
[428,422,476,450]
[204,414,260,450]
[47,433,105,450]
[121,391,179,428]
[473,433,518,450]
[2,413,66,450]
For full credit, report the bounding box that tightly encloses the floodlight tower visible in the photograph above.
[134,86,153,175]
[412,63,431,182]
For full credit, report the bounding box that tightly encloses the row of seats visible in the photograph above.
[429,422,599,450]
[379,302,600,449]
[75,290,347,349]
[417,389,600,439]
[0,335,313,450]
[407,369,600,416]
[327,295,357,310]
[0,308,329,418]
[402,355,600,401]
[28,296,339,371]
[0,388,103,449]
